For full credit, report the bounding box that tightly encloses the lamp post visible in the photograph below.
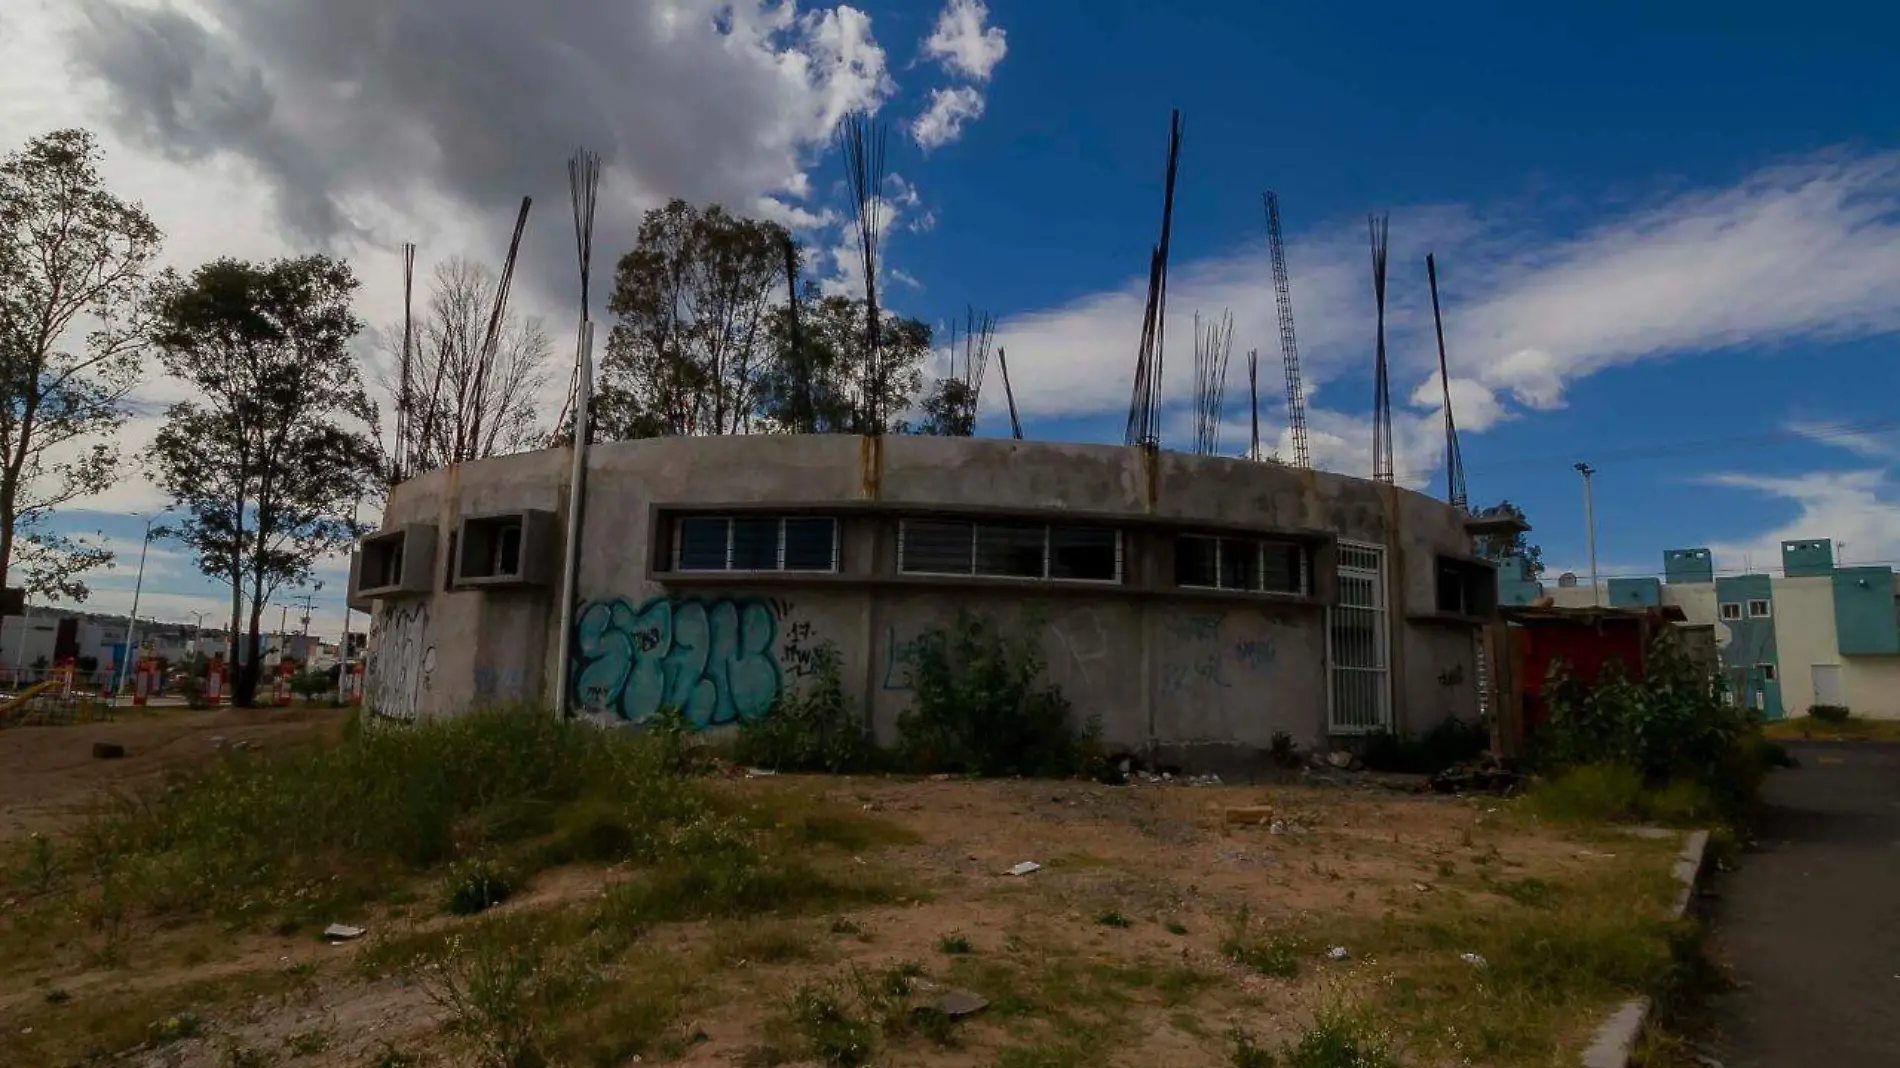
[115,511,169,705]
[1574,463,1600,608]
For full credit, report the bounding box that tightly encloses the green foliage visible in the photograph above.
[1472,499,1542,578]
[896,612,1102,778]
[1809,703,1851,723]
[1359,717,1489,774]
[148,254,380,705]
[782,983,877,1068]
[445,857,517,916]
[735,641,875,773]
[1095,909,1132,928]
[936,932,974,955]
[596,200,793,439]
[1536,628,1762,813]
[1281,1010,1400,1068]
[0,129,161,602]
[1228,1028,1278,1068]
[1220,910,1304,979]
[44,707,722,924]
[1269,731,1302,769]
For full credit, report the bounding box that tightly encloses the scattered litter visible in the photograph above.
[1269,820,1309,836]
[1189,773,1223,786]
[1006,861,1041,877]
[1425,756,1522,796]
[1413,882,1433,893]
[934,989,989,1018]
[1326,751,1356,770]
[1459,952,1487,968]
[322,923,367,942]
[929,773,953,781]
[90,742,126,760]
[743,767,776,778]
[1327,946,1350,961]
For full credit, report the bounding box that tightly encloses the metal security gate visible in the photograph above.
[1328,541,1392,733]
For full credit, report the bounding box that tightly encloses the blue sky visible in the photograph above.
[2,0,1897,635]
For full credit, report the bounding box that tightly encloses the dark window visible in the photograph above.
[899,520,975,574]
[1175,536,1219,587]
[495,523,522,576]
[731,518,779,570]
[900,519,1121,582]
[673,516,839,573]
[783,518,836,572]
[976,523,1045,578]
[380,542,405,588]
[1049,526,1119,581]
[676,517,730,570]
[1176,534,1307,595]
[1435,557,1497,617]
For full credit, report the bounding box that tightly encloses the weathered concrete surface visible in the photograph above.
[362,435,1486,766]
[1706,743,1900,1067]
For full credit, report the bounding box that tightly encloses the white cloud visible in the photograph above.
[1702,469,1900,572]
[911,85,985,151]
[1786,419,1900,462]
[989,150,1900,484]
[921,0,1008,81]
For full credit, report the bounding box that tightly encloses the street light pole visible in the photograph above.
[115,512,166,705]
[1574,463,1600,608]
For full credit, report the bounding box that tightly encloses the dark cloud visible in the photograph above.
[65,0,893,308]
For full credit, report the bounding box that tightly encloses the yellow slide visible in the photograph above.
[0,680,56,722]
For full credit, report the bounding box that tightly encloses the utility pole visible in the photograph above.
[115,511,168,705]
[1574,462,1600,607]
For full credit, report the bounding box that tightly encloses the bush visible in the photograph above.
[1535,629,1759,808]
[895,612,1101,778]
[1809,703,1851,723]
[735,642,876,773]
[1360,715,1489,774]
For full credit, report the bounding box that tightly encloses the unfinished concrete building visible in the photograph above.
[352,435,1499,771]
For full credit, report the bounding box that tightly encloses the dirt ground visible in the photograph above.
[0,713,1682,1068]
[0,706,341,844]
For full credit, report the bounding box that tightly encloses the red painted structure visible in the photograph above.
[1500,605,1688,746]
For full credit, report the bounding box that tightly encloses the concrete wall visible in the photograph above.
[1772,577,1838,719]
[363,435,1486,770]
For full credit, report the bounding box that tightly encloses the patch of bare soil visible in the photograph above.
[0,753,1676,1068]
[0,706,344,843]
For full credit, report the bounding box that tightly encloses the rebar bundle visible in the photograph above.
[837,112,888,434]
[1125,109,1184,448]
[1263,192,1310,469]
[1191,310,1234,456]
[1426,253,1467,510]
[1368,212,1394,483]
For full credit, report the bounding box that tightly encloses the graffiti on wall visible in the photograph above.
[572,596,786,727]
[1158,610,1277,697]
[881,625,928,691]
[366,603,434,721]
[780,620,823,681]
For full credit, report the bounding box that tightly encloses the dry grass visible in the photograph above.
[1763,715,1900,743]
[0,713,1691,1068]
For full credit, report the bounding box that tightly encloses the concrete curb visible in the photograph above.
[1580,828,1712,1068]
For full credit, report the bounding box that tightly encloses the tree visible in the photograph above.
[596,200,789,438]
[1473,499,1543,577]
[912,378,979,436]
[149,255,380,706]
[755,291,929,434]
[0,129,162,601]
[376,255,553,475]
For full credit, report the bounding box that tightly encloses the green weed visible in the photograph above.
[937,932,974,955]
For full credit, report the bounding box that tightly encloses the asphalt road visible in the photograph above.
[1707,741,1900,1066]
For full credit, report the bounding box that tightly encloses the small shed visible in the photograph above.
[1486,604,1688,757]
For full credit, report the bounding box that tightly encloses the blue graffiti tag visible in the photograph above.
[1233,638,1276,671]
[572,596,782,727]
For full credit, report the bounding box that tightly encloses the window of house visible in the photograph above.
[1757,663,1777,682]
[1434,557,1498,617]
[1747,599,1772,619]
[1175,535,1308,595]
[673,516,839,572]
[898,519,1121,582]
[1719,602,1742,621]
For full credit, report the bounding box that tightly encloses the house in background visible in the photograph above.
[1545,539,1900,720]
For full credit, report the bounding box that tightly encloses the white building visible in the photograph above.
[1542,539,1900,720]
